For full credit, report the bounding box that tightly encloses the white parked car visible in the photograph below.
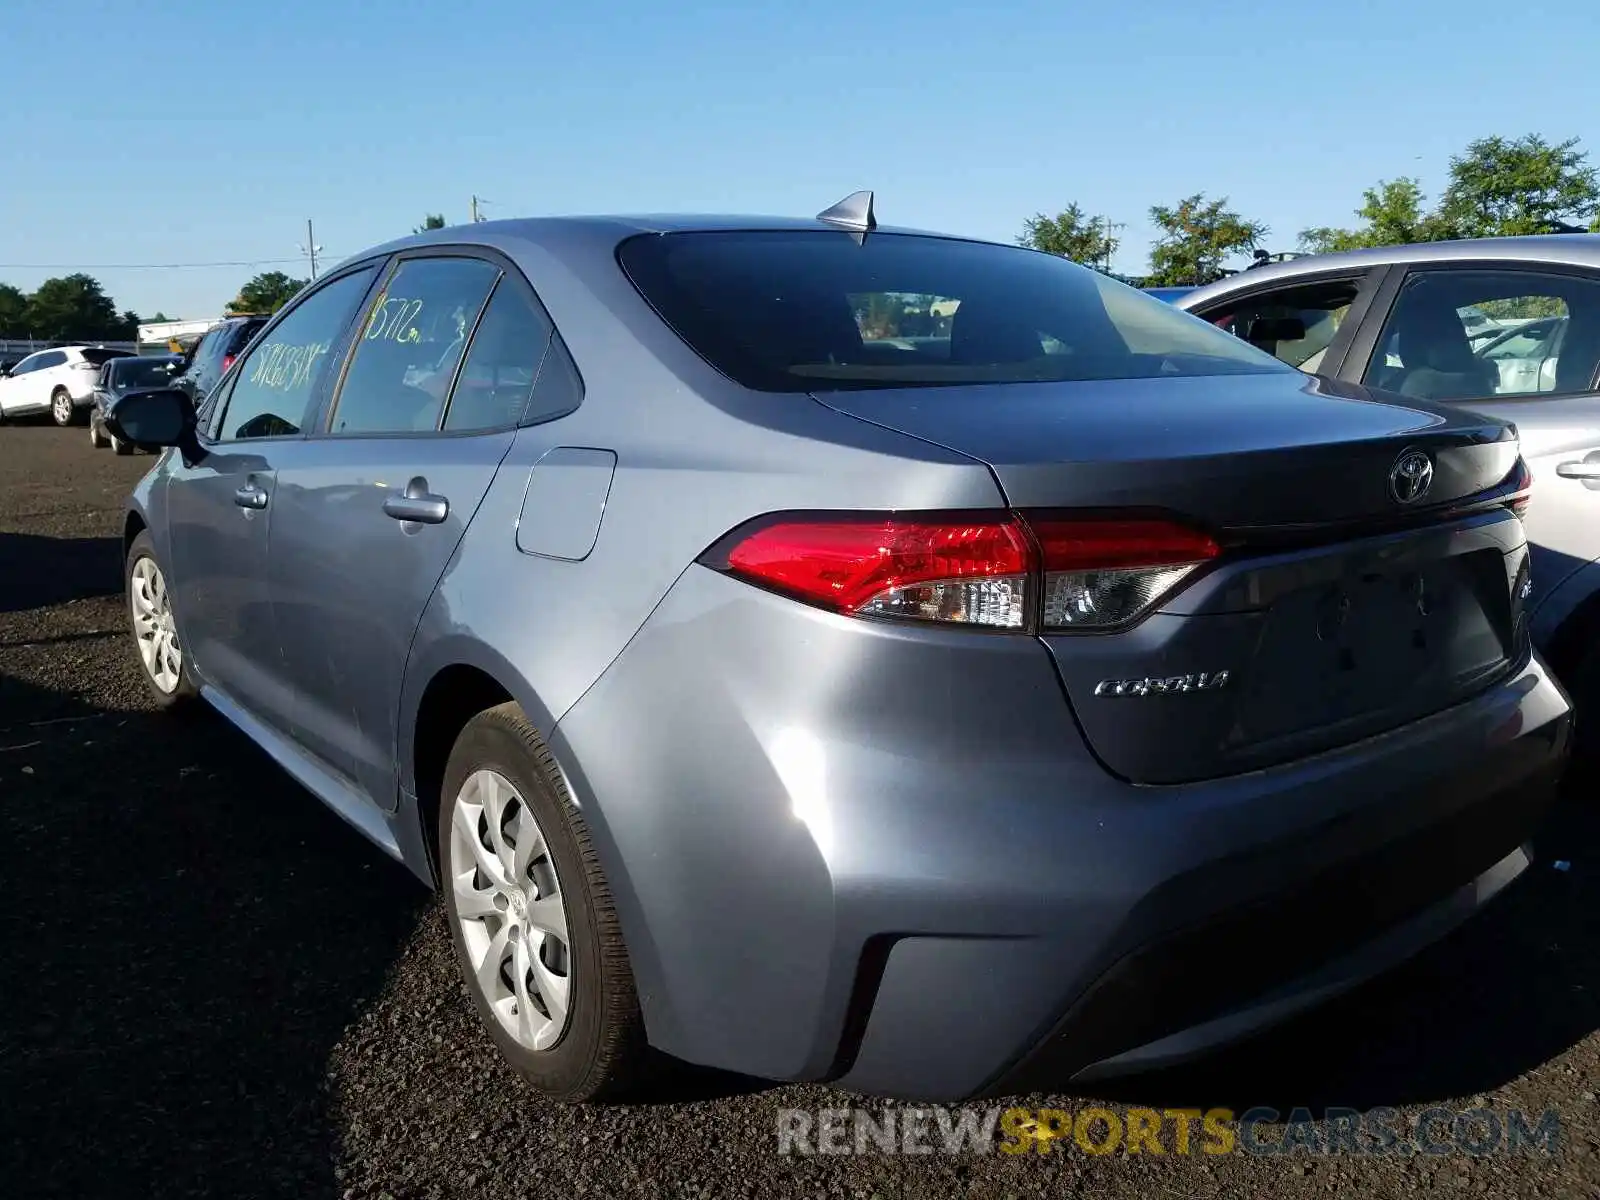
[0,346,134,425]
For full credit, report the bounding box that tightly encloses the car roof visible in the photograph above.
[1180,234,1600,305]
[323,213,995,274]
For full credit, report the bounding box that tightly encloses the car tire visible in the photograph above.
[439,702,648,1102]
[51,388,78,427]
[125,531,197,710]
[111,429,134,456]
[89,419,108,448]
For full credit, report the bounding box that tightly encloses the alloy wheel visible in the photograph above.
[53,392,72,425]
[449,768,573,1051]
[129,556,182,693]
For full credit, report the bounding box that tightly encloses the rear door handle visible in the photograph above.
[233,482,268,510]
[383,476,449,525]
[1555,460,1600,480]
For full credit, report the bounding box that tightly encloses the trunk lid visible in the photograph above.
[815,372,1531,784]
[812,372,1519,528]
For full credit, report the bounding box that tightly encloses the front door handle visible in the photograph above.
[233,482,268,510]
[1555,460,1600,480]
[383,476,449,525]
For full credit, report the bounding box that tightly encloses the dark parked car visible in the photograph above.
[170,315,269,415]
[89,354,182,453]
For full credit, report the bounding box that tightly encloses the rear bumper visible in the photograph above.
[983,772,1550,1095]
[553,567,1573,1101]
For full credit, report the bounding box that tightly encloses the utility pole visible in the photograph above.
[470,195,490,223]
[299,219,323,280]
[1099,217,1126,275]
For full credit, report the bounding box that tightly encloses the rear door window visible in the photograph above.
[328,257,500,435]
[618,230,1285,393]
[215,268,378,441]
[443,277,562,431]
[1198,279,1365,372]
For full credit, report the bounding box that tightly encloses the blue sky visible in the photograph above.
[3,0,1597,320]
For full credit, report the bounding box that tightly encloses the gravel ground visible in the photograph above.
[1,420,1597,1199]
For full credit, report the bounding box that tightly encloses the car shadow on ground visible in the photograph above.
[0,672,431,1199]
[0,532,126,612]
[1073,785,1599,1116]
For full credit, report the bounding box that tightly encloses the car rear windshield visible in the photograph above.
[79,348,133,367]
[225,319,269,352]
[618,230,1286,393]
[112,358,178,389]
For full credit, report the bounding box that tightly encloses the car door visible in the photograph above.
[266,252,555,807]
[163,266,380,734]
[0,352,41,414]
[30,350,70,405]
[1347,263,1600,599]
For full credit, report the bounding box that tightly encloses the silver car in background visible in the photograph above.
[1178,235,1600,774]
[110,201,1570,1103]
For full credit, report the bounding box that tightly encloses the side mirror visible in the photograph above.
[106,389,196,453]
[1245,315,1308,344]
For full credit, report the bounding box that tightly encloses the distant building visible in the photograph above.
[136,318,218,351]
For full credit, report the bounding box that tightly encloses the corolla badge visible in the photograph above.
[1094,671,1230,697]
[1389,448,1434,505]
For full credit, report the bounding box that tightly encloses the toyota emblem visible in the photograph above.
[1389,448,1434,505]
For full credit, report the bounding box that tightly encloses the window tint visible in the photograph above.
[224,319,268,357]
[330,257,500,434]
[11,355,39,375]
[1364,270,1600,400]
[217,268,376,441]
[113,357,181,390]
[34,351,67,370]
[618,231,1284,393]
[180,330,211,369]
[524,337,583,426]
[443,278,557,431]
[1205,280,1362,372]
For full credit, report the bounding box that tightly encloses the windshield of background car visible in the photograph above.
[111,358,178,390]
[618,230,1289,392]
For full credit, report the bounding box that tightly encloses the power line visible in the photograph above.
[0,256,337,271]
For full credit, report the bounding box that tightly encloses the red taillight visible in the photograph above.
[724,516,1032,627]
[710,512,1217,631]
[222,353,235,371]
[1028,518,1220,571]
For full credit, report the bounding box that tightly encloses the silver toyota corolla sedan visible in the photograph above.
[1175,235,1600,776]
[109,197,1571,1103]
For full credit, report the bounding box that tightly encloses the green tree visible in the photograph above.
[25,274,122,340]
[0,283,29,337]
[1436,134,1600,238]
[1146,194,1267,286]
[1017,204,1118,267]
[227,271,307,315]
[414,213,446,233]
[1298,177,1450,253]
